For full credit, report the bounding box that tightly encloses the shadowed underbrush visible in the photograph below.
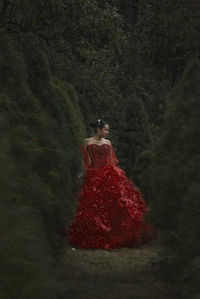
[63,238,182,299]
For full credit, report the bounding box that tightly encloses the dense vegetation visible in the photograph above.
[0,33,86,298]
[0,0,199,298]
[149,58,200,298]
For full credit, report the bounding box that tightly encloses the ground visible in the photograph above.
[63,238,182,299]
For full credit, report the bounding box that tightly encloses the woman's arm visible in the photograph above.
[108,141,119,166]
[81,138,91,174]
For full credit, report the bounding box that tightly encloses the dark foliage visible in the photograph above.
[150,58,200,298]
[0,34,85,298]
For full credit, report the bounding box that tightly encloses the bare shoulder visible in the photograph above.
[83,137,95,146]
[82,138,90,148]
[84,137,93,144]
[103,138,111,145]
[84,138,90,143]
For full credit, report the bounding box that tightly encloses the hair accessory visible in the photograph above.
[98,119,100,125]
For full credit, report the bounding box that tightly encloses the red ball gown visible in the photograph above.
[67,142,157,249]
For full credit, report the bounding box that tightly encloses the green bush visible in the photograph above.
[117,92,152,177]
[130,150,154,203]
[150,58,200,298]
[0,34,86,299]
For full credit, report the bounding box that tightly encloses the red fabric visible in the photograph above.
[80,142,118,172]
[67,143,157,249]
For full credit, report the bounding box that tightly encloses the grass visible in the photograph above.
[62,237,182,299]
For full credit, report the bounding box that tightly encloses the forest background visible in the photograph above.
[0,0,199,298]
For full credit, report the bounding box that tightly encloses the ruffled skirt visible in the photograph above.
[67,164,157,249]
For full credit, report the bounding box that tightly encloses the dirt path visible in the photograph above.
[63,238,182,299]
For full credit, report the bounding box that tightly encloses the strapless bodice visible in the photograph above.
[86,143,111,169]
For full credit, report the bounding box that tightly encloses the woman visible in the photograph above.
[67,119,157,249]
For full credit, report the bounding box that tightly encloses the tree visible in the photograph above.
[117,91,152,177]
[0,33,86,299]
[150,58,200,298]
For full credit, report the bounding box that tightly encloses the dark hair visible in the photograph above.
[90,119,108,133]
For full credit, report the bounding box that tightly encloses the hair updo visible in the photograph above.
[90,119,108,133]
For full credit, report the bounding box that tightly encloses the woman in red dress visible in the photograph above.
[67,119,157,249]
